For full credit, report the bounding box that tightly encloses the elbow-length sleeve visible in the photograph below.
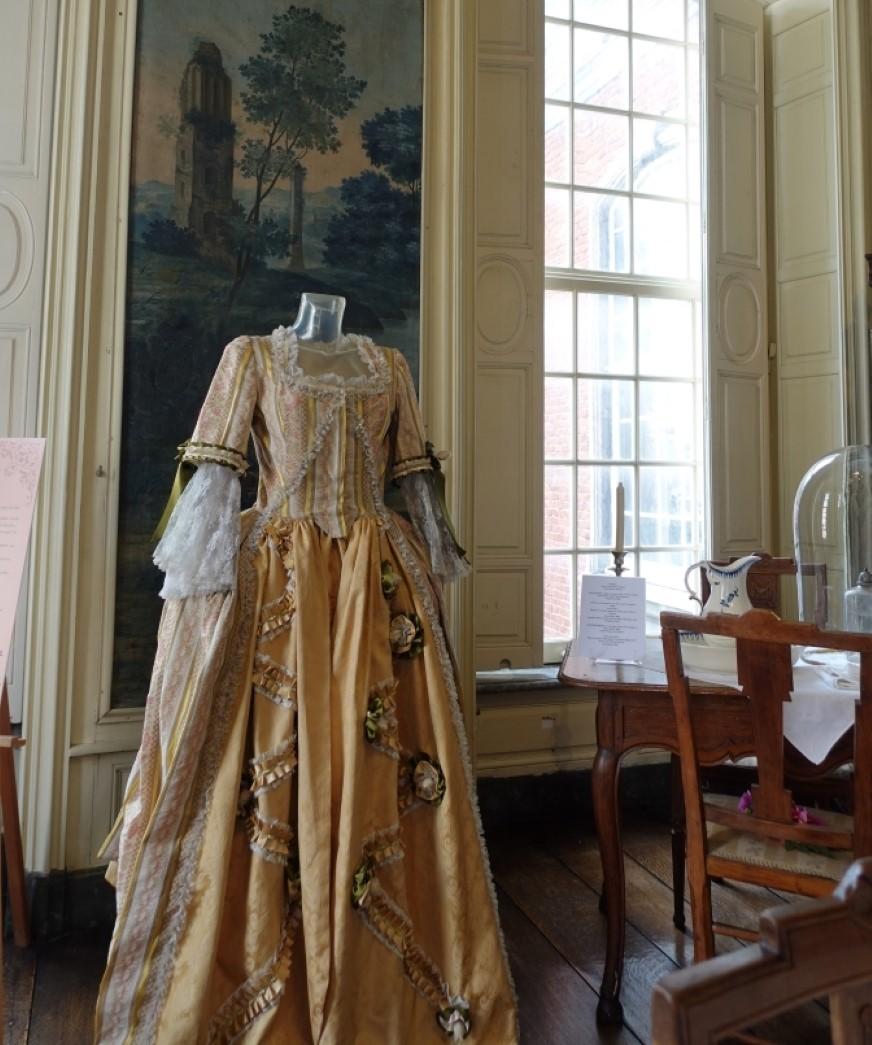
[390,351,471,583]
[154,338,258,599]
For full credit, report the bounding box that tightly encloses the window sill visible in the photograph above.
[475,665,561,695]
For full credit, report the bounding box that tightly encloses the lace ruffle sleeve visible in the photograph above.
[153,338,258,599]
[154,464,242,599]
[399,468,471,583]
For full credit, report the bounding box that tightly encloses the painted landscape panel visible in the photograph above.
[112,1,424,707]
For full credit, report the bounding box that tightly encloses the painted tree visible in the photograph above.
[226,5,366,308]
[323,105,422,301]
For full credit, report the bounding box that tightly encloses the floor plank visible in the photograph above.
[489,833,676,1044]
[28,931,109,1045]
[3,942,35,1044]
[497,887,641,1045]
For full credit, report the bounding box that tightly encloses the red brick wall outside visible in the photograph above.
[543,21,698,646]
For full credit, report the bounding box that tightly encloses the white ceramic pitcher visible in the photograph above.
[683,553,761,645]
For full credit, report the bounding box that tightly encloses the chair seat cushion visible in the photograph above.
[704,793,854,883]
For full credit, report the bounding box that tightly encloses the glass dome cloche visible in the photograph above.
[793,445,872,631]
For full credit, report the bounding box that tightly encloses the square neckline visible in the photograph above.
[271,326,393,396]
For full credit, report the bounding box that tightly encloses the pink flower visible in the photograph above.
[738,790,753,814]
[792,804,824,826]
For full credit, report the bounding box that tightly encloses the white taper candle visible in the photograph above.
[615,482,625,554]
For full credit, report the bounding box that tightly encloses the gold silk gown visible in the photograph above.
[94,329,519,1045]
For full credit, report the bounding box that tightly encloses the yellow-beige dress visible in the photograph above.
[94,329,518,1045]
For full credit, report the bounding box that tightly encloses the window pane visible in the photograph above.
[639,549,698,629]
[545,290,574,371]
[687,0,700,42]
[687,48,701,121]
[574,110,629,191]
[632,0,684,41]
[574,29,629,109]
[575,0,628,30]
[633,39,685,119]
[634,198,686,277]
[544,554,574,641]
[546,0,571,16]
[545,378,574,459]
[639,466,696,545]
[688,204,701,279]
[574,191,630,273]
[546,22,572,101]
[578,293,634,374]
[545,187,572,267]
[639,381,694,459]
[577,379,634,459]
[545,465,574,548]
[638,297,693,376]
[546,104,571,183]
[688,123,701,202]
[577,465,635,547]
[633,119,686,199]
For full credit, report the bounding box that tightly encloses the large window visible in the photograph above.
[543,0,705,657]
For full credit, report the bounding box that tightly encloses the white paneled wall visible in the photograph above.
[474,0,544,669]
[0,0,58,721]
[707,0,771,558]
[767,0,845,555]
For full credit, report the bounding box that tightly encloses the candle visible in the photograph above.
[615,482,625,553]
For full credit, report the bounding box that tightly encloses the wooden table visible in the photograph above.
[559,649,854,1026]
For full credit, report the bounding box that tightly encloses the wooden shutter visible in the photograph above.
[767,0,845,556]
[706,0,771,559]
[473,0,544,669]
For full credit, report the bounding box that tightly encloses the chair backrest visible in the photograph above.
[651,858,872,1044]
[660,609,872,862]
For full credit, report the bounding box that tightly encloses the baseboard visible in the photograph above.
[476,761,671,834]
[27,867,116,940]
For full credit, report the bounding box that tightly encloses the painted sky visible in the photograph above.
[131,0,423,191]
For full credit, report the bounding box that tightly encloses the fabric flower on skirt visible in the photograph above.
[351,857,375,909]
[437,995,471,1040]
[390,612,424,658]
[411,754,446,805]
[381,560,401,600]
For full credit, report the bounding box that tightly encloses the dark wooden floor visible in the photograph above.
[3,816,830,1044]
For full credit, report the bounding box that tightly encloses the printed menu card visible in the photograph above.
[0,438,46,686]
[575,574,646,662]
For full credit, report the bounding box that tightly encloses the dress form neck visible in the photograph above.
[291,293,346,348]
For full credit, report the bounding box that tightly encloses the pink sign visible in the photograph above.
[0,438,46,688]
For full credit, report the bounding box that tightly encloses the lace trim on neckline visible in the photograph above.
[271,326,391,394]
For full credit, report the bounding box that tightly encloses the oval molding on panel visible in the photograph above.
[0,190,34,310]
[476,256,527,353]
[719,273,762,364]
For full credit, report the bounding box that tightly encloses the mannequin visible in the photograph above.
[291,291,346,343]
[289,291,372,381]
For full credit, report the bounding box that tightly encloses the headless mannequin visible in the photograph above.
[291,292,370,381]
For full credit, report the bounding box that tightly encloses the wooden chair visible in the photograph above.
[669,555,831,932]
[661,608,872,962]
[651,857,872,1044]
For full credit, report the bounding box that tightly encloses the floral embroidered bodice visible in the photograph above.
[182,328,431,538]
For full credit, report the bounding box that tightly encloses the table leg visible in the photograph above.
[670,754,686,931]
[592,744,624,1026]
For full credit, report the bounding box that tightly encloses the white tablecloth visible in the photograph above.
[641,637,859,765]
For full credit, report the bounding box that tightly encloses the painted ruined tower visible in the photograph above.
[173,42,234,257]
